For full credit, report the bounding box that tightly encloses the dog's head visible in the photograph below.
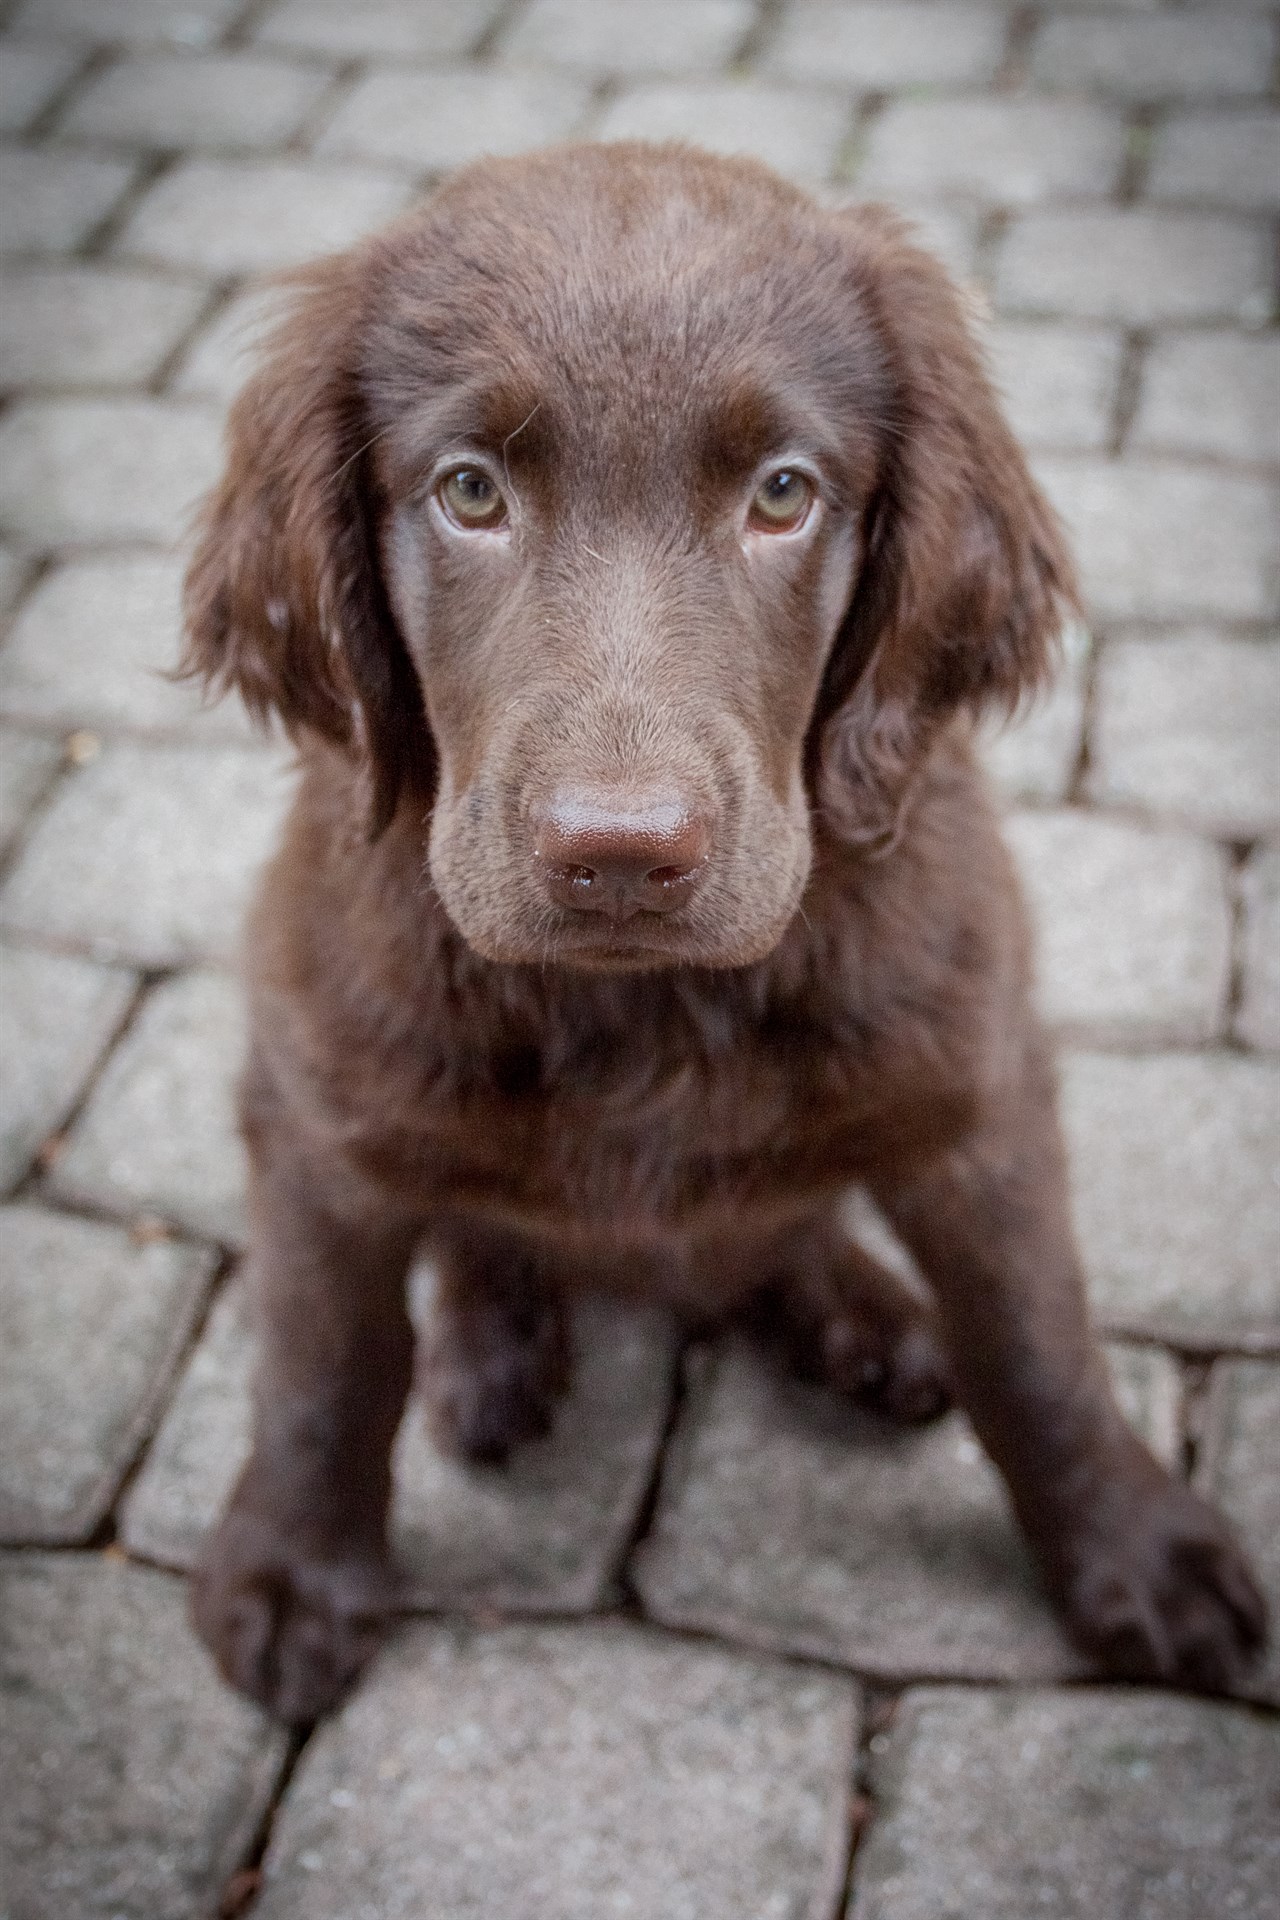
[185,143,1075,972]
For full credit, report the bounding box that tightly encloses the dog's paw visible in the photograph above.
[420,1296,570,1465]
[1061,1477,1266,1694]
[191,1509,395,1725]
[766,1251,952,1424]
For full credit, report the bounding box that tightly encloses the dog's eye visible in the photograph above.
[439,468,506,528]
[749,468,814,531]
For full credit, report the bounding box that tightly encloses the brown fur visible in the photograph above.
[183,144,1264,1724]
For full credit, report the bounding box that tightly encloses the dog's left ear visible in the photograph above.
[815,207,1079,842]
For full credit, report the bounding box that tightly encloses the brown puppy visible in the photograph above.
[184,143,1265,1724]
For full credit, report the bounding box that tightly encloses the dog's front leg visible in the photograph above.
[871,1043,1266,1692]
[191,1129,421,1724]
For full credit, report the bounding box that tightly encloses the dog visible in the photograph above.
[182,142,1265,1724]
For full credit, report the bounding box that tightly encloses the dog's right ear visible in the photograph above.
[182,254,432,834]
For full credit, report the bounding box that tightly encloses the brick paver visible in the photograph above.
[253,1620,856,1920]
[851,1687,1280,1920]
[1,0,1276,1911]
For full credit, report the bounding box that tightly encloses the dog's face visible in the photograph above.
[185,144,1074,971]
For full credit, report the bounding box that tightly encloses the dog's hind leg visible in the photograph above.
[418,1224,572,1465]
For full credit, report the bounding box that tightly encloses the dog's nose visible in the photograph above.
[532,792,710,918]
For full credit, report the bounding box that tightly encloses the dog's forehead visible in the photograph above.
[365,145,869,430]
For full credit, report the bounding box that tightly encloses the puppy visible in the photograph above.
[183,143,1265,1724]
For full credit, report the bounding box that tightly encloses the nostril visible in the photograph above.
[646,864,694,888]
[560,863,598,888]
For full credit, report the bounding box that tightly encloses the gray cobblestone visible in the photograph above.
[318,66,593,172]
[0,397,222,544]
[0,39,79,131]
[851,1687,1280,1920]
[0,725,60,860]
[977,618,1088,803]
[635,1337,1178,1682]
[170,279,283,403]
[50,967,248,1245]
[1237,846,1280,1054]
[1131,331,1280,467]
[1089,636,1280,838]
[1033,458,1279,623]
[767,2,1008,88]
[997,209,1272,325]
[595,80,851,182]
[253,0,505,60]
[60,49,333,150]
[1061,1049,1280,1348]
[859,98,1126,205]
[0,1553,288,1920]
[0,1203,211,1542]
[0,263,208,389]
[253,1619,856,1920]
[1196,1359,1280,1705]
[0,740,291,965]
[0,554,255,739]
[118,156,412,275]
[10,0,243,43]
[1006,808,1232,1045]
[505,0,753,73]
[0,939,135,1192]
[123,1274,680,1614]
[986,320,1122,451]
[1147,108,1280,211]
[1031,10,1276,102]
[0,143,135,251]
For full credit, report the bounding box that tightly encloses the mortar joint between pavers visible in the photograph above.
[996,1,1039,94]
[1063,624,1099,809]
[731,0,790,75]
[476,0,537,67]
[289,57,365,158]
[1118,102,1161,206]
[223,0,280,53]
[78,147,174,260]
[1108,326,1151,456]
[149,280,235,396]
[972,203,1011,295]
[23,39,112,143]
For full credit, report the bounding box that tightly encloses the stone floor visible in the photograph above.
[0,1,1277,1915]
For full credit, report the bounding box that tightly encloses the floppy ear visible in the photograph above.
[815,208,1079,844]
[182,255,433,835]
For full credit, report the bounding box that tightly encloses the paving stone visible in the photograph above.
[253,1618,856,1920]
[0,38,80,132]
[123,1270,680,1615]
[0,542,30,610]
[1089,636,1280,838]
[1061,1050,1280,1349]
[850,1686,1280,1920]
[1030,10,1276,102]
[502,0,754,75]
[996,209,1272,325]
[0,397,223,544]
[634,1336,1179,1682]
[60,49,333,150]
[1148,108,1280,212]
[0,1552,289,1920]
[318,65,592,172]
[595,80,852,182]
[253,0,504,60]
[0,739,293,966]
[170,278,285,404]
[1005,808,1232,1045]
[0,143,135,252]
[767,1,1008,88]
[1237,846,1280,1054]
[0,263,208,389]
[50,968,249,1245]
[0,724,60,861]
[0,554,255,739]
[118,156,412,275]
[1131,331,1280,467]
[0,940,136,1192]
[977,617,1088,803]
[0,1203,212,1543]
[986,320,1121,452]
[1033,458,1279,623]
[858,98,1126,205]
[1195,1359,1280,1705]
[9,0,242,41]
